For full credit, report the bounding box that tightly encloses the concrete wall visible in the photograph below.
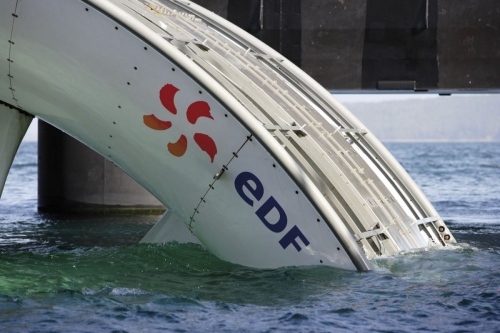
[185,0,500,91]
[38,121,165,214]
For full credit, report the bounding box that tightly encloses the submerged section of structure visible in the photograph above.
[0,0,455,270]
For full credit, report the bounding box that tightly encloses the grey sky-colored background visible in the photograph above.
[22,94,500,142]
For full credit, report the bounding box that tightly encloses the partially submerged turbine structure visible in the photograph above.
[0,0,455,270]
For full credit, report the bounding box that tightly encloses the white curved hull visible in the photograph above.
[0,0,455,270]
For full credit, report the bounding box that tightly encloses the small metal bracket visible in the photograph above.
[213,167,225,180]
[265,123,307,136]
[410,216,439,226]
[353,224,389,241]
[251,52,284,62]
[159,34,210,51]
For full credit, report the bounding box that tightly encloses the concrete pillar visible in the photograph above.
[38,120,165,214]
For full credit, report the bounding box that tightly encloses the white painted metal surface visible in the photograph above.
[0,0,455,270]
[140,209,202,245]
[0,104,32,197]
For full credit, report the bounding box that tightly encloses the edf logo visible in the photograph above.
[235,171,310,252]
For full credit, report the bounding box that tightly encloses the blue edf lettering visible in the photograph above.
[234,171,310,252]
[256,196,287,233]
[234,171,263,206]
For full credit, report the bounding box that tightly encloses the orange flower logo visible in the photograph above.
[143,84,217,163]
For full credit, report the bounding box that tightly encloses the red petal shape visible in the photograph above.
[194,133,217,163]
[186,101,213,124]
[168,135,188,157]
[159,84,179,115]
[143,114,172,130]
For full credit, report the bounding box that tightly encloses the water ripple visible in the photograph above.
[1,141,499,332]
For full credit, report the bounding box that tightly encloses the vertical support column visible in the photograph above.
[0,103,32,198]
[361,0,439,90]
[227,0,302,67]
[300,0,367,89]
[38,121,165,214]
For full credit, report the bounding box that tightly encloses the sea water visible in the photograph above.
[0,142,499,332]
